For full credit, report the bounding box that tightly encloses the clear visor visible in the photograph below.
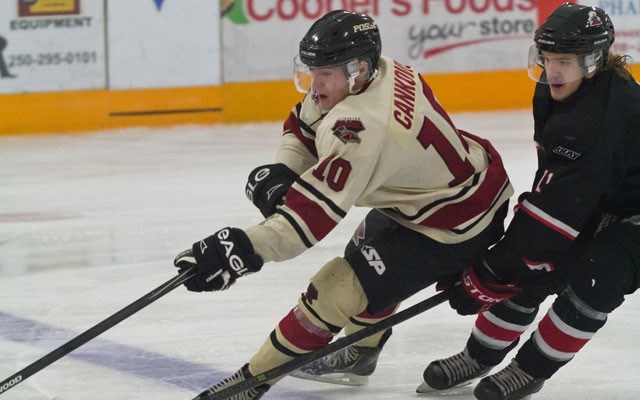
[293,54,361,94]
[527,45,603,84]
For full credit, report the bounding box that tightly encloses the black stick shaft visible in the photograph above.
[0,268,194,396]
[196,289,452,400]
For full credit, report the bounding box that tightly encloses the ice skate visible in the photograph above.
[416,347,491,393]
[290,329,391,386]
[473,360,545,400]
[198,364,270,400]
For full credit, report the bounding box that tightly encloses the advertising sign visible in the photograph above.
[221,0,542,82]
[0,0,105,94]
[107,0,222,89]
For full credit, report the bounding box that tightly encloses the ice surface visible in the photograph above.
[1,110,638,400]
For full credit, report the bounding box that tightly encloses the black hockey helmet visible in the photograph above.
[534,3,614,55]
[298,10,381,73]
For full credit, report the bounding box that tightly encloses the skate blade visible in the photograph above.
[416,379,473,393]
[289,370,369,386]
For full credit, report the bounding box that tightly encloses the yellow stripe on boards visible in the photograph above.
[1,65,638,136]
[0,86,224,135]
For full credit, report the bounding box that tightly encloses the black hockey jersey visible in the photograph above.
[486,69,640,279]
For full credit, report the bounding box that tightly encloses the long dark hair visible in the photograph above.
[602,53,634,81]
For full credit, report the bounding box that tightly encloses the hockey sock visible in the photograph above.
[515,286,608,379]
[467,295,540,366]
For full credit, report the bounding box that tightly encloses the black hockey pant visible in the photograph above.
[467,216,640,379]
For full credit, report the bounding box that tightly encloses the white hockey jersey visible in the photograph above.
[245,56,513,263]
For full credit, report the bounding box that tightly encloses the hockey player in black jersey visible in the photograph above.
[416,3,640,400]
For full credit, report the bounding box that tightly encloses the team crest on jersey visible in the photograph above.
[332,118,365,144]
[587,11,603,27]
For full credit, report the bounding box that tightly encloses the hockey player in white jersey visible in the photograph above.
[173,10,513,399]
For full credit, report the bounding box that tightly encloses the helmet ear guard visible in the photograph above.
[581,51,604,74]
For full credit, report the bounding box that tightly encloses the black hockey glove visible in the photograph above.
[245,163,298,218]
[174,228,263,292]
[437,260,521,316]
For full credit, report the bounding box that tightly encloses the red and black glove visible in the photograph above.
[437,260,521,315]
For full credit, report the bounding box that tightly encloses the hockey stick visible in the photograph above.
[194,288,453,400]
[0,267,195,395]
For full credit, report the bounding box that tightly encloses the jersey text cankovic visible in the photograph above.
[246,57,513,263]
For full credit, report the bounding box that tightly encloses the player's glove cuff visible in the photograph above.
[175,228,263,292]
[460,265,519,308]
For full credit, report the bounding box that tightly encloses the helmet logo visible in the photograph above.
[332,118,365,144]
[587,11,603,27]
[353,22,377,33]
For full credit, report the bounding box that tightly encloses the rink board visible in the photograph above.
[2,64,638,136]
[0,69,533,135]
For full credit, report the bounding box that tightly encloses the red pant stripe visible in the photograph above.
[355,304,396,319]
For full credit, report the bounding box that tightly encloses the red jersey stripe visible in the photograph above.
[519,200,579,240]
[286,187,338,242]
[420,138,508,229]
[283,111,318,158]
